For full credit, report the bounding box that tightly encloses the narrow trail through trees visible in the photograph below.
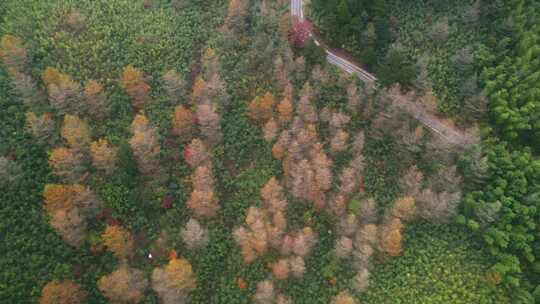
[290,0,475,146]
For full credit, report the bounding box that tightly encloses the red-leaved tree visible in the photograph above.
[290,20,312,48]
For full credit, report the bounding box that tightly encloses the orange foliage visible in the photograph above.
[0,34,27,71]
[102,225,135,259]
[43,184,86,214]
[196,102,222,144]
[43,184,99,247]
[50,208,86,247]
[379,217,404,257]
[248,92,275,123]
[39,280,86,304]
[272,142,285,159]
[330,129,349,153]
[61,115,91,150]
[42,68,83,114]
[191,76,207,102]
[187,164,219,218]
[83,80,107,119]
[270,259,290,280]
[187,189,219,218]
[120,66,151,109]
[151,257,197,303]
[263,118,279,142]
[169,249,178,260]
[391,196,416,221]
[277,98,293,124]
[184,138,210,168]
[331,291,357,304]
[90,139,118,175]
[279,13,292,40]
[98,266,148,304]
[172,105,194,138]
[49,147,85,182]
[233,208,270,263]
[237,278,247,290]
[130,113,150,133]
[83,80,103,97]
[42,67,63,87]
[129,114,161,175]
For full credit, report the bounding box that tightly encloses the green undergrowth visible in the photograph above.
[363,224,510,304]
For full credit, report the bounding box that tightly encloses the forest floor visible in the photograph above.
[291,0,476,147]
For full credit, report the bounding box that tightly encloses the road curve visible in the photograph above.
[290,0,473,146]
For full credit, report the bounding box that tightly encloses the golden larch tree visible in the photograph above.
[171,105,194,139]
[90,139,118,175]
[50,208,87,247]
[391,196,416,222]
[129,113,161,175]
[270,259,290,280]
[61,115,91,151]
[331,291,358,304]
[43,184,99,219]
[263,118,279,142]
[42,68,83,114]
[102,224,135,260]
[42,67,63,87]
[120,66,151,109]
[187,165,220,218]
[0,34,28,71]
[379,217,404,257]
[49,147,85,182]
[277,98,293,124]
[130,112,150,133]
[196,102,222,145]
[83,80,108,119]
[151,256,197,304]
[43,184,100,247]
[98,266,148,303]
[248,92,275,123]
[191,76,207,103]
[39,280,86,304]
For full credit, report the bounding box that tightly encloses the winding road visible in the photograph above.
[290,0,474,146]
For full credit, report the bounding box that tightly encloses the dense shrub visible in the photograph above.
[363,224,510,303]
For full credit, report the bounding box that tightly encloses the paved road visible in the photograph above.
[387,92,473,146]
[290,0,473,146]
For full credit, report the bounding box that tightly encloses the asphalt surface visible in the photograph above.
[290,0,473,146]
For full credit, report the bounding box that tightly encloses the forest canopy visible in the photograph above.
[0,0,538,303]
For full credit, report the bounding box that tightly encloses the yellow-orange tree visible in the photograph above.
[39,280,86,304]
[120,66,151,109]
[98,266,148,303]
[102,225,135,260]
[152,256,197,304]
